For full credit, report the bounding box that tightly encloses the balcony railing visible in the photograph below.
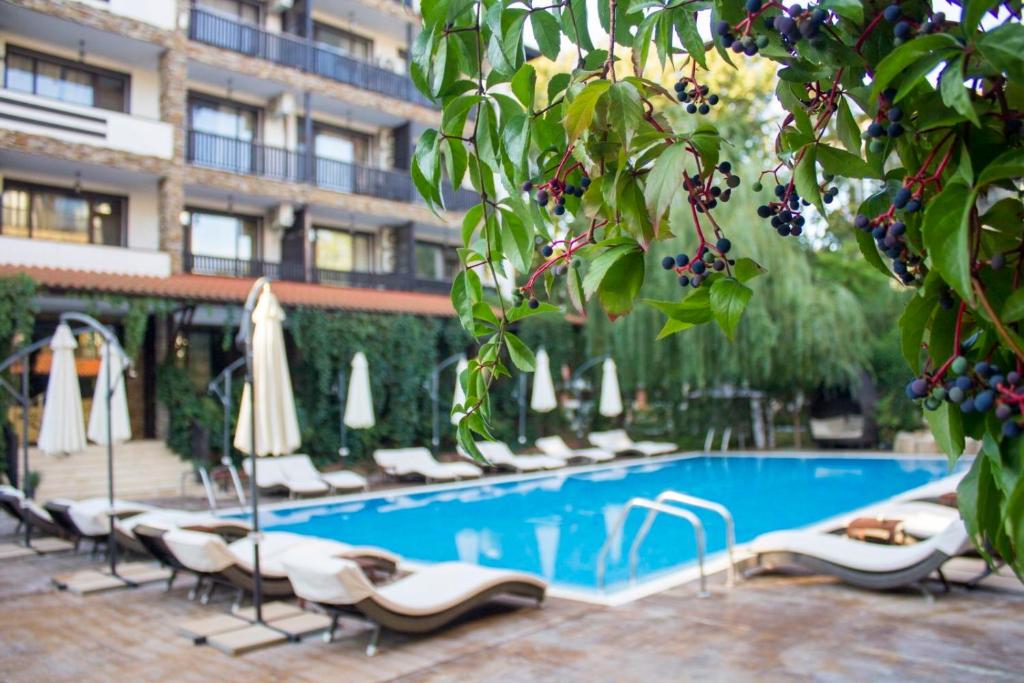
[189,7,435,109]
[183,252,306,281]
[182,253,456,295]
[186,129,479,210]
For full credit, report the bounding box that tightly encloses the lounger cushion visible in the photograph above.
[164,528,241,574]
[283,554,545,617]
[321,470,368,491]
[469,442,565,471]
[376,448,483,480]
[752,519,970,573]
[68,498,154,536]
[862,502,961,540]
[0,485,25,500]
[536,436,615,462]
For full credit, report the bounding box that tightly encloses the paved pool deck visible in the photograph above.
[0,516,1020,682]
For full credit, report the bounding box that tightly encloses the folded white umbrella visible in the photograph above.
[599,358,623,417]
[344,351,375,429]
[87,338,131,445]
[233,284,301,456]
[530,347,558,413]
[38,323,87,456]
[451,356,468,426]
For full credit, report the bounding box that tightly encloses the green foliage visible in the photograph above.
[0,275,36,476]
[156,361,219,460]
[417,0,1024,573]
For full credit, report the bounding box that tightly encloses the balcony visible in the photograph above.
[183,253,305,281]
[0,89,174,159]
[0,236,172,278]
[186,129,478,210]
[188,7,435,109]
[183,253,454,295]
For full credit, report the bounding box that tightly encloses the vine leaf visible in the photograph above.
[977,22,1024,85]
[643,142,689,233]
[530,10,562,61]
[709,277,753,341]
[922,180,975,305]
[898,292,937,373]
[504,332,536,372]
[794,143,823,213]
[939,57,981,127]
[596,248,645,319]
[816,144,881,179]
[835,98,860,155]
[564,80,611,143]
[870,33,961,102]
[924,402,965,464]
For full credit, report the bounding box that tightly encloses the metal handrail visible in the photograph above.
[596,497,709,597]
[630,491,737,587]
[703,427,716,452]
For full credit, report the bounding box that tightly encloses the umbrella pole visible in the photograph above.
[518,373,527,446]
[104,342,122,581]
[21,360,31,548]
[245,333,263,625]
[336,368,348,457]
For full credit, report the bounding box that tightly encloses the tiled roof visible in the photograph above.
[0,265,458,317]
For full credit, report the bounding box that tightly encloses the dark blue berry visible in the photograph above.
[718,161,731,174]
[522,181,533,192]
[887,107,903,122]
[715,20,731,36]
[854,214,869,229]
[888,122,904,137]
[955,375,973,392]
[553,204,565,216]
[662,256,676,270]
[893,187,912,208]
[883,4,901,22]
[894,20,911,39]
[528,298,539,309]
[890,221,906,236]
[687,103,697,114]
[716,238,732,254]
[675,253,690,268]
[536,190,549,206]
[905,199,921,213]
[757,205,772,218]
[678,275,690,287]
[1003,420,1021,438]
[745,0,761,11]
[691,260,706,274]
[975,390,995,412]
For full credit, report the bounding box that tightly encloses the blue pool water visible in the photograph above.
[240,455,955,594]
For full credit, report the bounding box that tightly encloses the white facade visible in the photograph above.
[71,0,179,31]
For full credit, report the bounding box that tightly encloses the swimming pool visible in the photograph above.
[237,454,957,601]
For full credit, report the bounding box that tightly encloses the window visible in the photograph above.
[415,242,458,281]
[3,47,129,113]
[187,210,259,261]
[313,227,374,272]
[313,22,373,61]
[1,181,125,246]
[196,0,260,24]
[188,95,260,172]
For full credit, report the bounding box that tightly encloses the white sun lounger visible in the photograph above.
[839,501,962,540]
[588,429,676,457]
[280,454,368,494]
[461,441,566,472]
[373,448,483,482]
[749,518,972,593]
[283,551,546,655]
[162,528,399,604]
[535,436,616,463]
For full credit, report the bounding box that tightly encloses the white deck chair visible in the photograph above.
[588,429,677,457]
[749,518,972,594]
[535,435,615,463]
[280,454,368,494]
[373,447,483,482]
[462,441,565,472]
[283,552,546,655]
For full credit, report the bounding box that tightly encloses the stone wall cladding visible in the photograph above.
[2,0,174,46]
[0,129,172,175]
[158,35,188,271]
[185,42,441,127]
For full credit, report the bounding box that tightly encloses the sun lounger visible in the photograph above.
[374,448,483,482]
[0,485,25,526]
[161,528,399,604]
[16,498,68,540]
[114,510,250,557]
[839,501,962,541]
[280,454,368,494]
[44,498,152,551]
[243,456,328,497]
[588,429,676,457]
[283,551,546,655]
[535,436,616,463]
[460,441,566,472]
[748,518,972,593]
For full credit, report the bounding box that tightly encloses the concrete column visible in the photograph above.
[158,39,188,271]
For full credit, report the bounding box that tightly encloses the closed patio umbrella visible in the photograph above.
[530,347,558,413]
[233,284,301,456]
[233,281,301,624]
[451,356,468,425]
[38,323,87,456]
[599,358,623,418]
[344,351,375,429]
[88,339,131,445]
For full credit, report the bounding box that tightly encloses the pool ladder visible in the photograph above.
[596,491,736,597]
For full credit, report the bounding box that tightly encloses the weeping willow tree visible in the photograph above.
[585,185,871,402]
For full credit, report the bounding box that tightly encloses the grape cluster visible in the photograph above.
[853,213,919,284]
[908,357,1024,438]
[525,174,590,217]
[660,238,735,289]
[715,15,768,56]
[865,89,905,152]
[766,4,830,47]
[884,4,946,43]
[683,161,741,213]
[756,184,807,237]
[675,82,719,116]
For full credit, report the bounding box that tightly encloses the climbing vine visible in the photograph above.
[0,275,37,477]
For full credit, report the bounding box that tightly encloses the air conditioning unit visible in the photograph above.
[271,203,295,231]
[270,0,295,11]
[269,92,296,118]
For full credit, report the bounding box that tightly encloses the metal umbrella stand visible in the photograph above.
[60,312,132,583]
[0,323,91,548]
[207,356,247,506]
